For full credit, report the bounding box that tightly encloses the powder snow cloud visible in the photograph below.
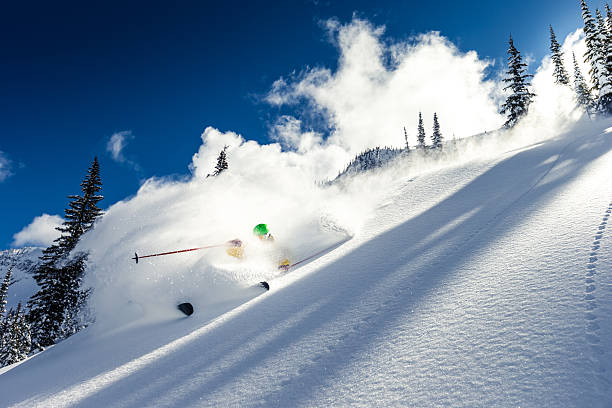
[78,18,592,330]
[266,18,505,154]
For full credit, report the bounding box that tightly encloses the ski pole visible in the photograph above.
[133,239,241,264]
[279,236,351,271]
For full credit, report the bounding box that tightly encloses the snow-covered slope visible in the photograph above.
[0,247,41,312]
[2,123,612,407]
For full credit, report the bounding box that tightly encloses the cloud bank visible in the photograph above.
[12,214,63,247]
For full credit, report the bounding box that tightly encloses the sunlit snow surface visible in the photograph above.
[2,122,612,407]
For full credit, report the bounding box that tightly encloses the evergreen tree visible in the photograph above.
[403,127,410,150]
[0,266,12,364]
[581,0,604,100]
[431,113,443,148]
[0,303,31,367]
[208,146,229,177]
[500,35,535,128]
[0,266,11,319]
[549,25,570,85]
[596,8,612,114]
[574,52,595,114]
[28,157,103,348]
[417,112,426,148]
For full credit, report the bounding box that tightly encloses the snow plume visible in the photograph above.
[12,213,63,247]
[266,18,504,154]
[80,127,367,329]
[78,21,593,331]
[506,28,587,142]
[0,150,13,182]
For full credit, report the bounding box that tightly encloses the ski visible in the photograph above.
[177,302,194,316]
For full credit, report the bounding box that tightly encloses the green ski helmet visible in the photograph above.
[253,223,269,236]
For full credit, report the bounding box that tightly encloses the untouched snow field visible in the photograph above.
[2,122,612,407]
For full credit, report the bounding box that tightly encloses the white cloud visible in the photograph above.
[107,131,141,172]
[12,214,63,247]
[107,131,132,162]
[0,150,14,182]
[266,18,504,154]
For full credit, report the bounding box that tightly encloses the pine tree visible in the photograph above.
[403,127,410,150]
[0,267,12,364]
[574,52,595,114]
[581,0,604,102]
[431,113,443,148]
[0,303,31,367]
[0,266,11,319]
[208,146,229,177]
[596,8,612,114]
[417,112,426,148]
[15,303,32,360]
[549,25,570,85]
[28,157,103,348]
[500,35,535,128]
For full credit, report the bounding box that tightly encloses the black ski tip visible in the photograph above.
[177,302,194,316]
[259,281,270,291]
[133,252,139,264]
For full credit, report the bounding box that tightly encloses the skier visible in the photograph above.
[252,223,291,270]
[253,223,274,241]
[225,238,244,259]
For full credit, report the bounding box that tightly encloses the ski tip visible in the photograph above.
[177,302,194,316]
[259,281,270,291]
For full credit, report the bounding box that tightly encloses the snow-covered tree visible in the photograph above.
[208,146,229,177]
[574,52,595,114]
[417,112,426,148]
[0,266,12,364]
[403,127,410,150]
[500,35,535,128]
[581,0,604,102]
[596,8,612,114]
[28,157,103,348]
[549,25,570,85]
[1,303,31,367]
[431,113,443,148]
[0,266,11,319]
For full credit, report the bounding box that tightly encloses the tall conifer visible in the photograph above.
[573,52,595,114]
[0,266,11,319]
[28,157,103,348]
[431,113,443,148]
[417,112,426,148]
[549,26,570,85]
[208,146,229,177]
[500,36,535,128]
[581,0,604,101]
[596,9,612,114]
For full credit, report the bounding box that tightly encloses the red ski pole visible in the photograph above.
[133,239,242,264]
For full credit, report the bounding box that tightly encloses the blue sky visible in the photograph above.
[0,0,596,248]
